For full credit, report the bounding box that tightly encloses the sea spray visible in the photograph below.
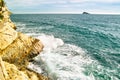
[37,34,64,52]
[27,34,96,80]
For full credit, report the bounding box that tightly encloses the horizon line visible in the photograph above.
[12,13,120,15]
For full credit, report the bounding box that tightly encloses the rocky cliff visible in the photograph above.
[0,0,47,80]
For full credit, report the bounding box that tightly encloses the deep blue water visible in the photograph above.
[11,14,120,80]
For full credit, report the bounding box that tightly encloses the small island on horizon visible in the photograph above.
[82,12,90,14]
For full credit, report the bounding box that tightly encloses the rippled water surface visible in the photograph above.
[11,14,120,80]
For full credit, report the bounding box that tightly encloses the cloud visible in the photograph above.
[5,0,120,7]
[5,0,120,6]
[4,0,120,14]
[5,0,67,6]
[4,0,120,7]
[69,0,120,3]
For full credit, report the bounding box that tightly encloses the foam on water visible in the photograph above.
[17,27,119,80]
[15,22,54,33]
[15,22,26,27]
[15,22,26,32]
[37,34,64,52]
[13,14,120,80]
[28,33,96,80]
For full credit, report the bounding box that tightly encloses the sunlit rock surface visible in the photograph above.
[0,0,47,80]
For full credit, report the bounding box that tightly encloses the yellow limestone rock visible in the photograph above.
[0,0,17,51]
[2,32,43,68]
[0,23,17,50]
[0,57,48,80]
[0,57,6,80]
[0,0,44,68]
[0,0,48,80]
[2,6,16,29]
[0,0,16,29]
[4,61,36,80]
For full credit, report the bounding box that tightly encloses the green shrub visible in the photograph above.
[0,14,3,21]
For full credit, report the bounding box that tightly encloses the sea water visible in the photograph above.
[11,14,120,80]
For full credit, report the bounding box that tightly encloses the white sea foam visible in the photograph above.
[37,34,64,53]
[16,22,54,32]
[27,33,96,80]
[38,44,95,80]
[15,22,26,27]
[27,62,43,74]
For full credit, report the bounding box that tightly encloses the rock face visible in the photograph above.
[0,57,47,80]
[0,24,17,50]
[2,32,43,68]
[0,0,47,80]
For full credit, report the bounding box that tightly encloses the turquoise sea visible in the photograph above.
[11,14,120,80]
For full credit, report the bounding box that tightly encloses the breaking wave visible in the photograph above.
[28,33,96,80]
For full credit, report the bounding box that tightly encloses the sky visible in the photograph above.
[4,0,120,14]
